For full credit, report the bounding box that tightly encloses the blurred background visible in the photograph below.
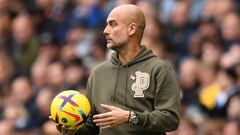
[0,0,239,135]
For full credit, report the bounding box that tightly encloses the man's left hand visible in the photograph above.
[93,104,129,130]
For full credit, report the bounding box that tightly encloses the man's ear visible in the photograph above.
[128,23,137,36]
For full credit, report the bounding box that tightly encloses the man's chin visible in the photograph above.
[107,44,118,51]
[107,43,114,49]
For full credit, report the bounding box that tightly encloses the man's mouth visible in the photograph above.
[106,37,112,43]
[107,40,112,43]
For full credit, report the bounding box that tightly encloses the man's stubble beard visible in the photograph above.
[107,41,127,52]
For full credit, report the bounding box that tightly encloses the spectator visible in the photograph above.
[64,59,87,91]
[198,16,219,40]
[176,117,198,135]
[188,33,204,58]
[201,0,215,19]
[202,118,225,135]
[215,0,236,23]
[223,120,240,135]
[165,0,195,59]
[0,120,13,135]
[0,52,13,93]
[83,32,108,71]
[47,62,65,91]
[2,103,28,132]
[179,58,199,107]
[66,23,94,59]
[199,63,220,111]
[213,67,238,117]
[36,32,60,64]
[60,43,78,64]
[137,0,157,21]
[200,39,223,65]
[227,93,240,120]
[10,76,38,130]
[30,61,48,92]
[33,87,55,128]
[0,11,11,52]
[11,14,40,76]
[220,43,240,69]
[221,12,240,49]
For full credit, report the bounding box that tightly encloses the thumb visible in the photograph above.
[49,116,55,122]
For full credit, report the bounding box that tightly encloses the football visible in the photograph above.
[50,90,91,128]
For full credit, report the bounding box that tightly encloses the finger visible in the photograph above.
[100,124,112,130]
[49,116,53,121]
[56,124,62,132]
[93,112,112,119]
[96,121,114,127]
[49,116,58,124]
[101,104,117,110]
[61,125,68,134]
[93,117,112,123]
[60,125,65,133]
[68,127,78,134]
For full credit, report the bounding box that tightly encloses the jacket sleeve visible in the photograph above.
[136,64,181,132]
[75,73,99,135]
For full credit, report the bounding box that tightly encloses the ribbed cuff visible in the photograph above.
[135,112,146,127]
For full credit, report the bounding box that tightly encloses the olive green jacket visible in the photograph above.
[76,46,180,135]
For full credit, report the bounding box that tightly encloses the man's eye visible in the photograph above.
[110,22,117,26]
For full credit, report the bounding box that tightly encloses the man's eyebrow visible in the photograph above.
[107,19,117,24]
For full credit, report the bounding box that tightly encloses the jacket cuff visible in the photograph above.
[135,112,146,127]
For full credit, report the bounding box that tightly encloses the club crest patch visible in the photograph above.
[131,71,150,98]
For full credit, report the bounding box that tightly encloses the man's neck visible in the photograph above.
[118,45,141,65]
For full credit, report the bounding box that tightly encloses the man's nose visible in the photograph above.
[103,26,109,35]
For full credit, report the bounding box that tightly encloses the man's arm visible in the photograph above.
[74,113,99,135]
[134,64,181,132]
[75,73,100,135]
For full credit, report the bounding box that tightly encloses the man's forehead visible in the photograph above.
[106,13,121,23]
[106,16,117,23]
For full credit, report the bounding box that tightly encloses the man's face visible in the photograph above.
[103,11,129,51]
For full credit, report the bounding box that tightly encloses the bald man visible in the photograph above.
[57,4,180,135]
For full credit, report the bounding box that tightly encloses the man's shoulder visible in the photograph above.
[147,57,172,69]
[91,60,112,74]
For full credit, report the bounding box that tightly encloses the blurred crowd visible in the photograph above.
[0,0,240,135]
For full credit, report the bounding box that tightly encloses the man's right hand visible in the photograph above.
[56,124,79,135]
[49,116,79,135]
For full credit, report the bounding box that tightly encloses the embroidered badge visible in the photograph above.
[130,74,135,80]
[131,71,150,98]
